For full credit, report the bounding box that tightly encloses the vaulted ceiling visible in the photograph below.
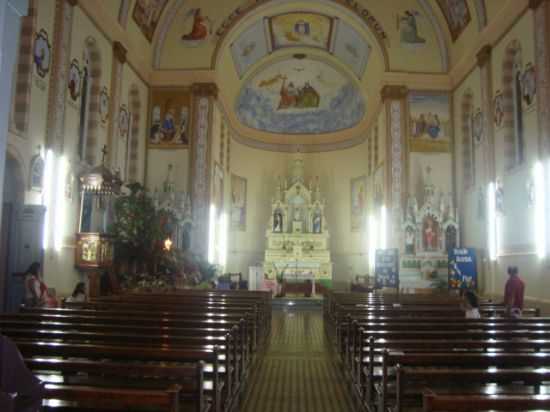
[104,0,511,147]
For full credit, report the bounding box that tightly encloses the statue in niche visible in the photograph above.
[445,225,458,252]
[273,211,283,233]
[293,207,302,222]
[312,212,322,233]
[405,226,415,255]
[423,216,439,251]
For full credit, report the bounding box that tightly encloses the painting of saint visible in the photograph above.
[409,93,451,152]
[149,88,191,148]
[181,8,213,47]
[273,211,283,233]
[351,176,367,232]
[405,226,415,255]
[132,0,168,42]
[398,10,426,47]
[436,0,471,42]
[231,174,247,231]
[493,92,504,128]
[269,12,333,51]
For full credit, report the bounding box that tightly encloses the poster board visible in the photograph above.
[374,248,399,289]
[448,248,477,290]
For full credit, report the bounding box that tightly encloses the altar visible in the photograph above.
[263,155,332,292]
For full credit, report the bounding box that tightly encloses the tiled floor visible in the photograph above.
[241,308,354,412]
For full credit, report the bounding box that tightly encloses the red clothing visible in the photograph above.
[504,275,525,310]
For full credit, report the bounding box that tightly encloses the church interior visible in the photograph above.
[1,0,550,411]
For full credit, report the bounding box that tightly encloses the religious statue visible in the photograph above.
[273,211,283,233]
[293,207,302,222]
[405,226,415,254]
[312,212,322,233]
[423,216,438,251]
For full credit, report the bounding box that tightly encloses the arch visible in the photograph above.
[10,0,36,135]
[461,89,474,190]
[152,0,185,69]
[501,39,523,170]
[417,0,450,72]
[80,36,102,166]
[128,85,141,182]
[118,0,131,28]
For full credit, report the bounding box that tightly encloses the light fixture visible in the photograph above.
[368,214,377,271]
[208,204,216,264]
[380,205,387,250]
[487,182,497,261]
[42,150,55,250]
[164,237,173,251]
[219,212,228,269]
[53,156,68,252]
[533,161,546,259]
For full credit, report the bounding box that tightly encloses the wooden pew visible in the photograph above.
[43,384,183,412]
[395,367,550,412]
[15,340,225,412]
[422,391,550,411]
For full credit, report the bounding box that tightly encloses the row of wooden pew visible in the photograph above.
[325,290,550,412]
[2,289,271,412]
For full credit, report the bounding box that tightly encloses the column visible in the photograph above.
[45,0,76,153]
[106,41,127,170]
[380,85,408,250]
[190,82,218,259]
[530,0,550,156]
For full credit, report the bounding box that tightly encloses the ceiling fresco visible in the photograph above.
[236,58,365,134]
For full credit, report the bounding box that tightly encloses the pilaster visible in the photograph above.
[190,82,218,259]
[106,41,126,171]
[381,85,408,249]
[45,0,76,154]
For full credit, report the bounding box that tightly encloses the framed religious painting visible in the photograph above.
[29,153,45,192]
[149,87,191,148]
[230,174,247,231]
[436,0,471,42]
[350,175,367,232]
[33,29,51,78]
[99,87,109,124]
[68,59,81,102]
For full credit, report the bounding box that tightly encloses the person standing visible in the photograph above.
[504,266,525,317]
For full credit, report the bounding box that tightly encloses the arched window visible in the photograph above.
[502,40,523,170]
[78,37,102,166]
[128,85,141,182]
[461,90,474,189]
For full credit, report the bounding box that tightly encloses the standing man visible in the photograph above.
[504,266,525,317]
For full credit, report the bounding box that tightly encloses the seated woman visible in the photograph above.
[24,262,57,308]
[65,282,86,303]
[463,290,481,319]
[0,334,44,412]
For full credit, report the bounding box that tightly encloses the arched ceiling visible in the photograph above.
[111,0,509,149]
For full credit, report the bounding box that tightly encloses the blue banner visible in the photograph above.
[375,249,399,289]
[448,248,477,290]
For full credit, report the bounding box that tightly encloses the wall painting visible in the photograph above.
[397,10,426,48]
[350,175,367,232]
[409,92,451,152]
[181,8,213,47]
[268,12,333,51]
[132,0,168,42]
[149,88,191,148]
[230,19,269,78]
[231,174,247,231]
[236,58,365,134]
[436,0,471,42]
[332,20,371,78]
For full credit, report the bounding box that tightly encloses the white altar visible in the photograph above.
[263,155,332,288]
[399,167,459,290]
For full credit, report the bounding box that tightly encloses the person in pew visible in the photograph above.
[463,290,481,319]
[65,282,86,303]
[24,262,57,308]
[504,266,525,318]
[0,334,43,412]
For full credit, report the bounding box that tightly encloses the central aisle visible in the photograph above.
[242,307,354,412]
